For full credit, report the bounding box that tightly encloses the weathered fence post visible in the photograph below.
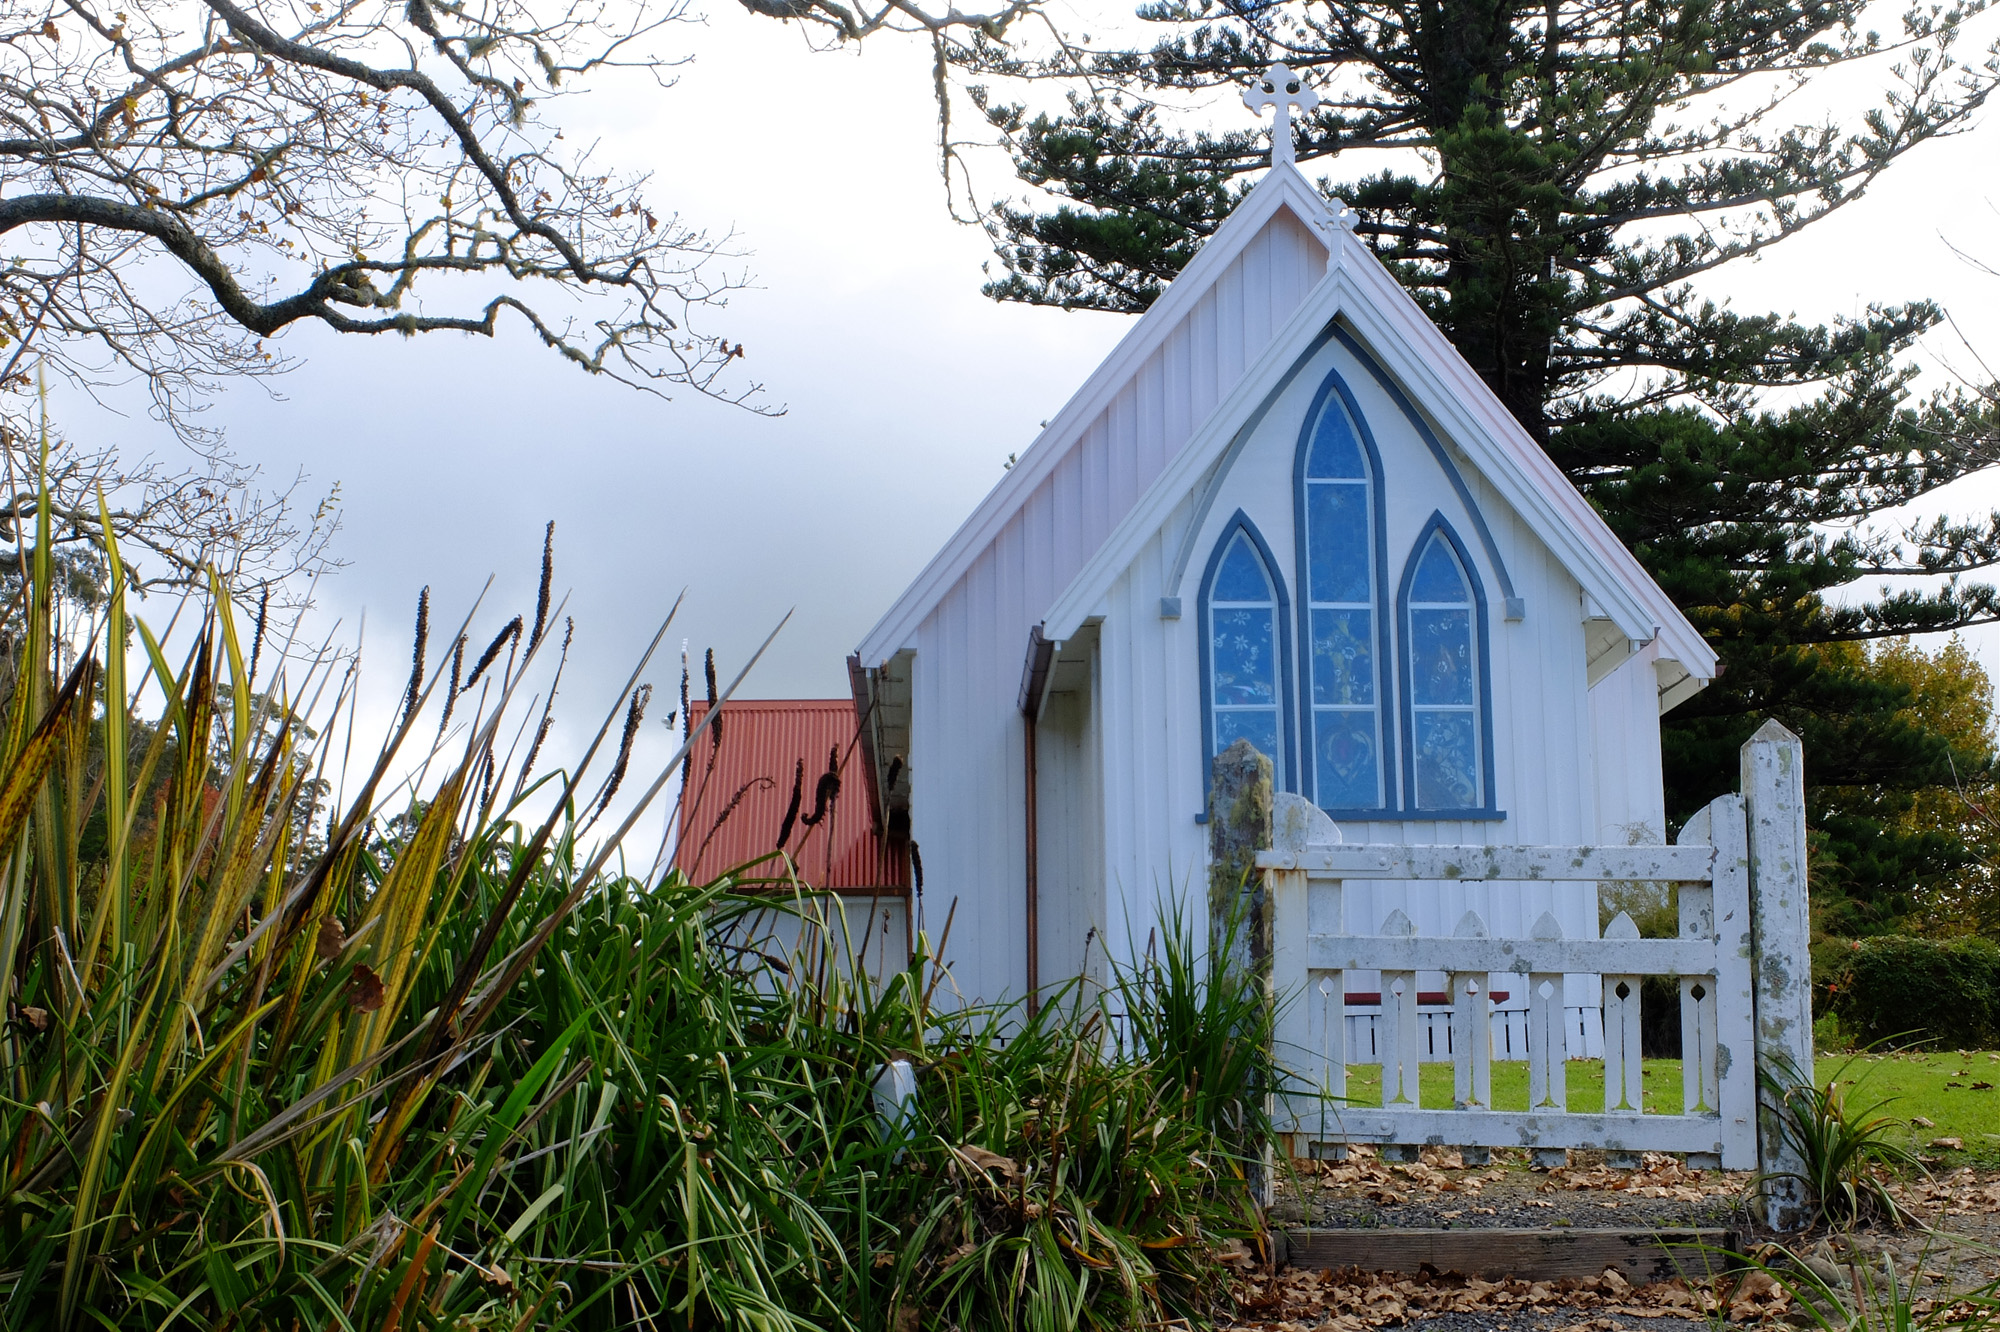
[1209,738,1275,1204]
[1209,738,1274,973]
[1742,720,1814,1232]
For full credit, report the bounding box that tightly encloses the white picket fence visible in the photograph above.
[1262,794,1761,1169]
[1343,999,1603,1063]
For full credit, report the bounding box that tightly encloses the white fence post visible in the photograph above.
[1269,794,1345,1156]
[1742,720,1814,1231]
[1269,860,1311,1157]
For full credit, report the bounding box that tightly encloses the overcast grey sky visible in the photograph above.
[43,0,2000,855]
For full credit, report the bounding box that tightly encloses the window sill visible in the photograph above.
[1196,808,1509,824]
[1320,807,1509,823]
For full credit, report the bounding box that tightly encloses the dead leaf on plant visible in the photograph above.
[347,964,386,1013]
[953,1144,1023,1185]
[316,914,346,961]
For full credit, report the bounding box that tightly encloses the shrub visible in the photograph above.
[1818,934,2000,1049]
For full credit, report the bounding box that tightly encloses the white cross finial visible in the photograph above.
[1242,61,1319,169]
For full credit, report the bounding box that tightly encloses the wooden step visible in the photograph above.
[1282,1226,1740,1284]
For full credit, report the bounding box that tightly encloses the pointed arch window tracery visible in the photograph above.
[1398,517,1496,814]
[1198,514,1295,790]
[1296,372,1391,813]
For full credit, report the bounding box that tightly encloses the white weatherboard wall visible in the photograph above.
[1092,330,1613,1004]
[906,205,1332,1004]
[1590,642,1671,846]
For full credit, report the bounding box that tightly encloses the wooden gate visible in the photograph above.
[1263,793,1760,1168]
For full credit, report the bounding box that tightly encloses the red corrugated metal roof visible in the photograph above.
[672,699,907,893]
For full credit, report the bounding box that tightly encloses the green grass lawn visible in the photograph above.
[1340,1059,1691,1114]
[1816,1050,2000,1166]
[1333,1052,2000,1165]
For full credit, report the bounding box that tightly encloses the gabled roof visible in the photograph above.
[859,164,1716,689]
[856,167,1341,666]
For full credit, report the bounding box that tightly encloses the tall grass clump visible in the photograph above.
[0,460,1275,1329]
[1763,1051,1923,1228]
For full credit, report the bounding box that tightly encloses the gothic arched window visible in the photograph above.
[1399,518,1494,812]
[1296,373,1390,813]
[1200,515,1293,786]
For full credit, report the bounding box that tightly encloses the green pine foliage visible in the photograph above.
[946,0,2000,902]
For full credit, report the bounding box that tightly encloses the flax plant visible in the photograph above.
[0,454,784,1329]
[0,450,1273,1330]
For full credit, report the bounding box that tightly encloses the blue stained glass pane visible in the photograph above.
[1409,608,1474,706]
[1216,707,1279,764]
[1306,399,1365,478]
[1414,710,1479,809]
[1213,533,1272,602]
[1411,536,1469,604]
[1307,482,1370,604]
[1315,710,1379,809]
[1310,608,1375,706]
[1210,607,1276,706]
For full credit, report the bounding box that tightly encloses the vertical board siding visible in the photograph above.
[905,204,1333,1003]
[1090,332,1613,1002]
[1589,643,1669,844]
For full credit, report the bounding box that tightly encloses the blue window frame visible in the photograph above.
[1294,368,1393,815]
[1398,515,1498,814]
[1198,513,1295,789]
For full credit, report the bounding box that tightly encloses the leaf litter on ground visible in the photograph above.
[1227,1262,1794,1329]
[1237,1148,2000,1329]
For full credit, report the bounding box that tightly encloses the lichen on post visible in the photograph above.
[1208,737,1274,975]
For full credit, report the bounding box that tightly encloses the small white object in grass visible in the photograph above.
[872,1059,916,1162]
[1929,1137,1966,1151]
[1912,1115,1936,1128]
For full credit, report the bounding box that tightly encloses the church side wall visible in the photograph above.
[903,209,1330,1005]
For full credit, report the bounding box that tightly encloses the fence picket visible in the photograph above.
[1450,910,1492,1111]
[1601,913,1644,1115]
[1526,912,1566,1112]
[1704,793,1759,1170]
[1269,865,1316,1136]
[1381,909,1422,1110]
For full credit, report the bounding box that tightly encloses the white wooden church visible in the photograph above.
[845,68,1719,1047]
